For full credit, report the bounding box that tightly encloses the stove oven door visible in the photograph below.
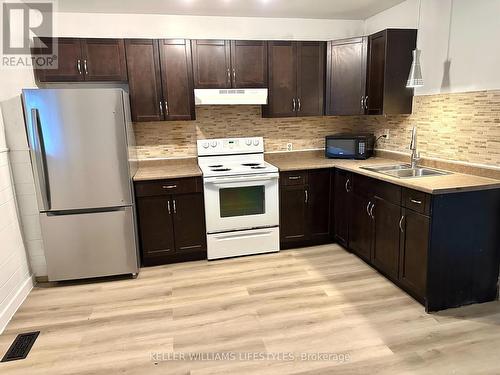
[203,173,279,233]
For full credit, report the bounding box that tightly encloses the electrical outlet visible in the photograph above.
[286,143,293,152]
[384,129,390,140]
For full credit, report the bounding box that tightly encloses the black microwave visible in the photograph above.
[325,134,375,159]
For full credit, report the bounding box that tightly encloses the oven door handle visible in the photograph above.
[205,174,279,185]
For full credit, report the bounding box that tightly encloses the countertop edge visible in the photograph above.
[133,171,203,182]
[267,159,500,195]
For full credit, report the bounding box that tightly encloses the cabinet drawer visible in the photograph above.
[353,173,374,197]
[402,188,431,215]
[372,179,401,206]
[281,171,308,186]
[135,177,202,197]
[353,173,401,205]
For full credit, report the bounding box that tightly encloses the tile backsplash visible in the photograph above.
[134,90,500,167]
[362,90,500,167]
[133,106,363,158]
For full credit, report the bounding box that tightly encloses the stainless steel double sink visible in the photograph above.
[360,163,451,179]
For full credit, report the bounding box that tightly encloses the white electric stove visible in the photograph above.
[197,137,280,260]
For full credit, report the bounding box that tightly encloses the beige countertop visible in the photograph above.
[265,150,500,195]
[133,158,202,181]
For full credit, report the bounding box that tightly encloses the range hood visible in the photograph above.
[194,88,268,105]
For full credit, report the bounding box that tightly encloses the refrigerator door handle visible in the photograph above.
[30,108,51,211]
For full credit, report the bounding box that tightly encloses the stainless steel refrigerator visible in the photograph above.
[22,88,139,281]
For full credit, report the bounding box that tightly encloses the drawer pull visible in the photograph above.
[162,185,177,189]
[180,245,202,250]
[399,215,405,232]
[288,176,301,180]
[410,198,422,205]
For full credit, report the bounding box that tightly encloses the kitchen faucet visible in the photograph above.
[409,126,420,168]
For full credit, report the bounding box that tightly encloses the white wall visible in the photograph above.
[365,0,500,95]
[0,110,34,334]
[53,13,364,40]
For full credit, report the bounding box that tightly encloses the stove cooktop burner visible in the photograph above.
[211,168,231,172]
[242,163,261,167]
[209,164,223,168]
[251,166,266,169]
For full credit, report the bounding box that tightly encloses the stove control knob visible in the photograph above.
[210,141,218,148]
[202,141,209,149]
[245,139,252,146]
[253,139,260,146]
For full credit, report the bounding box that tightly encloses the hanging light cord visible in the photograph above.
[416,0,422,47]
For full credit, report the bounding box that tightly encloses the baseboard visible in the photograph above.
[0,273,34,334]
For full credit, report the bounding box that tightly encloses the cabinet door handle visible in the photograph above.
[366,201,371,217]
[232,68,236,83]
[360,96,365,110]
[83,59,88,75]
[345,178,351,192]
[364,96,369,110]
[410,198,422,205]
[164,100,169,116]
[159,101,164,118]
[162,184,177,189]
[292,98,296,112]
[76,59,82,75]
[369,202,375,219]
[226,68,231,86]
[297,98,301,112]
[167,200,171,215]
[288,176,301,180]
[399,215,405,232]
[172,199,177,214]
[305,189,308,203]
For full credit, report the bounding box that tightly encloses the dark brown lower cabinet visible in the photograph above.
[331,168,500,312]
[348,191,372,262]
[308,170,331,242]
[333,169,351,247]
[372,196,401,281]
[172,193,207,253]
[135,177,207,266]
[399,208,429,302]
[280,184,308,244]
[280,169,331,248]
[137,195,175,259]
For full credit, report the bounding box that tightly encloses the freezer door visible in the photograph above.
[41,206,138,281]
[22,88,132,211]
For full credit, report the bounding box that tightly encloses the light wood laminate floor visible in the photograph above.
[0,244,499,374]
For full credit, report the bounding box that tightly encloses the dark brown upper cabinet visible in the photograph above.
[231,40,268,88]
[191,40,231,88]
[325,37,367,116]
[125,39,195,122]
[365,29,417,115]
[158,39,196,121]
[264,41,325,118]
[33,38,127,82]
[325,29,416,116]
[125,39,163,122]
[81,39,127,81]
[191,39,268,89]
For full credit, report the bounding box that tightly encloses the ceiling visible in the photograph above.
[55,0,407,20]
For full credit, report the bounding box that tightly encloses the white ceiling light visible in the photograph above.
[407,0,424,88]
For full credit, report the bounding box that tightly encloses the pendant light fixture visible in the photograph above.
[407,0,424,88]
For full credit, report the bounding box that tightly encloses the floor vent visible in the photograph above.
[1,331,40,362]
